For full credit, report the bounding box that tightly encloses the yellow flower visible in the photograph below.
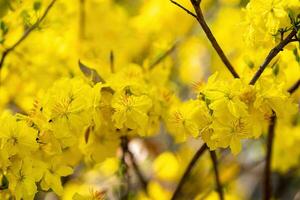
[42,78,93,146]
[137,181,172,200]
[167,100,210,142]
[153,152,180,181]
[112,91,152,131]
[201,74,248,118]
[7,159,37,200]
[0,112,38,156]
[254,77,298,119]
[244,0,290,47]
[210,110,252,154]
[40,156,73,195]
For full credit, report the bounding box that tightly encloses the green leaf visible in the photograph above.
[272,64,280,76]
[293,48,300,64]
[0,20,8,34]
[0,175,9,190]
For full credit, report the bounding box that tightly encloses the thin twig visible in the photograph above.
[0,0,57,70]
[171,0,238,77]
[127,149,148,193]
[170,0,197,18]
[209,151,224,200]
[189,0,239,78]
[288,78,300,94]
[171,143,208,200]
[149,42,177,70]
[249,29,297,85]
[264,111,277,200]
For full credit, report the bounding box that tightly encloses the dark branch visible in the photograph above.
[120,136,148,195]
[264,111,277,200]
[0,0,57,70]
[170,0,197,18]
[189,0,239,78]
[249,30,297,85]
[209,151,224,200]
[171,143,208,200]
[120,136,130,200]
[288,79,300,94]
[127,149,148,193]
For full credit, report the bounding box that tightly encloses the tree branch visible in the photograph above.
[149,42,177,70]
[171,143,208,200]
[127,149,148,193]
[120,136,130,200]
[249,30,297,85]
[120,136,148,195]
[288,78,300,94]
[209,151,224,200]
[0,0,57,70]
[264,111,277,200]
[189,0,239,78]
[170,0,197,19]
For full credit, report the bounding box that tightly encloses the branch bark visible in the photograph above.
[189,0,239,78]
[288,78,300,94]
[170,0,239,78]
[120,136,148,195]
[120,136,130,200]
[171,143,208,200]
[209,151,224,200]
[249,30,297,85]
[264,111,277,200]
[170,0,197,18]
[127,149,148,193]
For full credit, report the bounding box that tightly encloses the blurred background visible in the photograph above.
[0,0,300,199]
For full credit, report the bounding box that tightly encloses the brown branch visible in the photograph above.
[290,38,299,42]
[209,151,224,200]
[127,149,148,193]
[0,0,57,70]
[170,0,197,18]
[120,136,148,195]
[249,30,297,85]
[264,111,277,200]
[149,42,177,70]
[171,143,208,200]
[288,78,300,94]
[120,136,130,200]
[189,0,239,78]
